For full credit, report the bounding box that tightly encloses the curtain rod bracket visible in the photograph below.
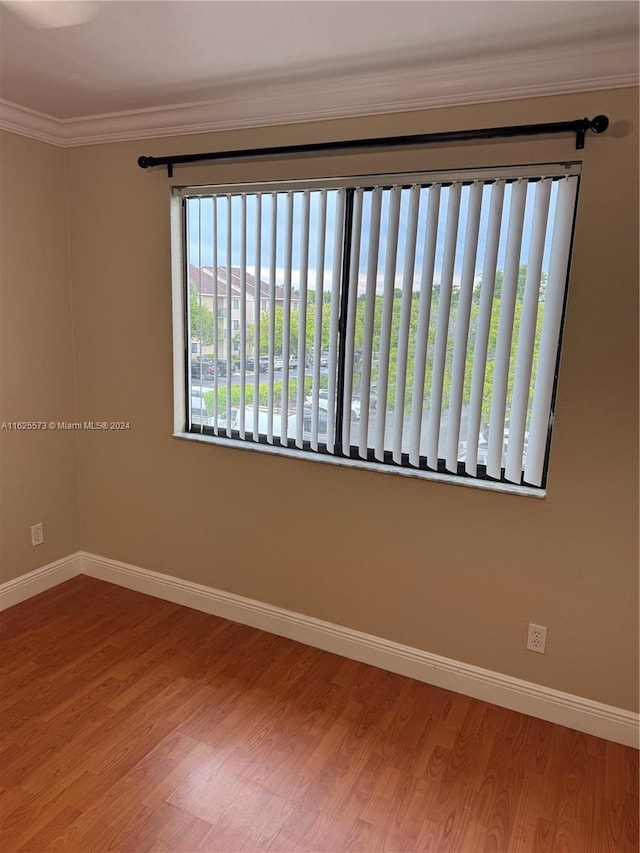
[576,115,609,149]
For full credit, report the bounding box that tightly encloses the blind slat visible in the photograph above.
[524,176,578,486]
[425,183,462,468]
[374,186,401,460]
[252,194,261,442]
[280,192,294,442]
[341,188,362,452]
[465,181,505,475]
[486,179,527,479]
[266,193,277,443]
[225,196,232,438]
[239,195,247,438]
[212,198,219,432]
[393,185,420,464]
[504,178,552,483]
[295,191,311,448]
[311,190,327,451]
[446,182,483,471]
[194,199,204,432]
[326,189,346,454]
[409,185,441,466]
[357,188,382,459]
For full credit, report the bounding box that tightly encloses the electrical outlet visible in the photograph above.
[527,623,547,654]
[30,522,44,547]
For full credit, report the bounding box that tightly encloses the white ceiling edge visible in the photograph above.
[1,38,637,148]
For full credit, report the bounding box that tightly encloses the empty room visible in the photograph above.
[0,1,638,850]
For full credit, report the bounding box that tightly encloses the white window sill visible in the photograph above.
[174,430,546,499]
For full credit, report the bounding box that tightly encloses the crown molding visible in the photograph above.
[1,38,637,147]
[0,100,64,146]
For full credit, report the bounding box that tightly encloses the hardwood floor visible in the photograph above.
[0,575,637,852]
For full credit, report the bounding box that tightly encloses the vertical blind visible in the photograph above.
[183,164,579,490]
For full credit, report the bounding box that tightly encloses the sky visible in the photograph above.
[186,178,562,294]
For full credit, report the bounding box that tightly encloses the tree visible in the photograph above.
[211,264,545,442]
[257,291,332,356]
[190,284,214,345]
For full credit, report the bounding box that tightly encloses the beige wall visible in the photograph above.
[0,132,81,579]
[4,87,638,712]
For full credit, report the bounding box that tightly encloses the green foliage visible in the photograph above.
[258,291,332,356]
[190,283,214,345]
[208,264,545,430]
[203,376,314,416]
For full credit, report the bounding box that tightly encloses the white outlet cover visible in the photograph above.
[30,523,44,546]
[527,623,547,654]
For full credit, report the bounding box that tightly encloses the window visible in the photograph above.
[232,298,240,309]
[178,164,579,494]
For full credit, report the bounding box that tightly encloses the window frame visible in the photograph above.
[172,162,581,498]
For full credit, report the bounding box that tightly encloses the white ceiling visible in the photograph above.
[0,0,637,145]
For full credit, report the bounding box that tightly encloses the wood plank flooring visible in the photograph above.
[0,575,637,852]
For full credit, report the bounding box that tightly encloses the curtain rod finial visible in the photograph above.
[138,156,153,169]
[590,115,609,134]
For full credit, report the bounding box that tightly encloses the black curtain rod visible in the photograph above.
[138,115,609,177]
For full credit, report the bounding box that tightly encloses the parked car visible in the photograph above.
[273,356,283,370]
[245,358,255,372]
[301,405,328,434]
[355,386,377,410]
[218,406,295,435]
[190,358,215,381]
[259,356,270,372]
[458,439,490,467]
[304,388,329,407]
[304,388,360,421]
[217,405,331,440]
[190,388,214,427]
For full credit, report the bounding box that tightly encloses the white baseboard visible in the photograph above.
[2,551,638,749]
[0,552,83,610]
